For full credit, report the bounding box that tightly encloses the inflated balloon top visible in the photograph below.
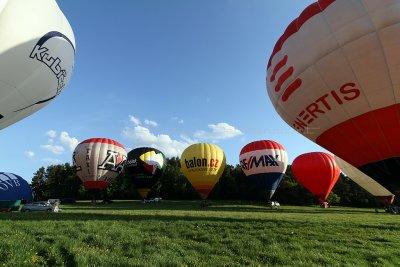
[266,0,400,194]
[292,152,340,202]
[73,138,127,190]
[124,147,166,198]
[0,0,75,130]
[180,143,226,199]
[239,140,288,200]
[0,172,32,202]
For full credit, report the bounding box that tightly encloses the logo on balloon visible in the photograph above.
[98,150,126,173]
[0,177,21,191]
[29,31,75,94]
[184,157,219,171]
[269,54,303,103]
[240,155,279,171]
[292,82,360,132]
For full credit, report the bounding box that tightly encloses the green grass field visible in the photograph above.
[0,201,399,266]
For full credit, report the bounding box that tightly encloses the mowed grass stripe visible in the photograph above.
[0,201,399,266]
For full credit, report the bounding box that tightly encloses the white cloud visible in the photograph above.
[60,131,79,151]
[129,115,141,126]
[41,158,63,164]
[122,125,193,157]
[41,144,64,155]
[194,122,243,141]
[24,151,35,158]
[144,119,158,127]
[178,119,184,124]
[46,130,57,139]
[172,117,184,124]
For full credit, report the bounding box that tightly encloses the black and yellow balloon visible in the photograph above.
[124,147,166,199]
[180,143,226,199]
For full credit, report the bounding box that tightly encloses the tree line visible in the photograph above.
[30,157,385,207]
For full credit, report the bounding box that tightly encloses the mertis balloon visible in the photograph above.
[0,0,75,130]
[180,143,226,200]
[266,0,400,195]
[240,140,288,202]
[335,156,394,206]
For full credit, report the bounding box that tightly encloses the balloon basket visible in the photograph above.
[319,201,330,208]
[200,200,211,208]
[268,201,280,209]
[385,205,400,214]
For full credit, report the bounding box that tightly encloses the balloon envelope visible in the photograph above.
[266,0,400,194]
[335,156,394,206]
[73,138,127,190]
[180,143,226,199]
[292,152,340,202]
[0,0,75,130]
[0,172,32,201]
[124,147,166,198]
[239,140,288,200]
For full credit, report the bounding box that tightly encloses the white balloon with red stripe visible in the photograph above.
[73,138,127,190]
[239,140,288,200]
[266,0,400,195]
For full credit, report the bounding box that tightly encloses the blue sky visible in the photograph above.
[0,0,323,181]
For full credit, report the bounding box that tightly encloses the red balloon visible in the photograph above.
[292,152,340,202]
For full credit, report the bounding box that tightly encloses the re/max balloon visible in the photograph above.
[180,143,226,199]
[0,0,75,130]
[292,152,340,202]
[73,138,127,190]
[266,0,400,194]
[0,172,32,202]
[124,147,166,198]
[239,140,288,201]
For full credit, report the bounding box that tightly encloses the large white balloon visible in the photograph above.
[267,0,400,194]
[73,138,127,190]
[0,0,75,130]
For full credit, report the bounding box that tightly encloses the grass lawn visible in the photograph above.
[0,201,399,266]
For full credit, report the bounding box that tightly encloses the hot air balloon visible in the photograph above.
[124,147,166,199]
[335,156,395,206]
[292,152,340,206]
[73,138,127,202]
[0,0,75,130]
[267,0,400,195]
[180,143,226,202]
[239,140,288,203]
[0,172,33,211]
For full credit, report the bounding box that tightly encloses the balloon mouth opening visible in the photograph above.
[137,189,151,199]
[84,181,109,190]
[377,195,395,206]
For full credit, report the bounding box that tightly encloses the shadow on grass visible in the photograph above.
[0,212,398,232]
[61,201,379,215]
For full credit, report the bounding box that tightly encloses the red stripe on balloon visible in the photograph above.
[80,138,125,149]
[281,78,302,102]
[316,103,400,167]
[275,67,294,92]
[267,0,336,69]
[240,140,285,155]
[270,55,288,82]
[83,181,109,190]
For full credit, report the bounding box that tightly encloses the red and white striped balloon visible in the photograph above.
[73,138,127,190]
[266,0,400,194]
